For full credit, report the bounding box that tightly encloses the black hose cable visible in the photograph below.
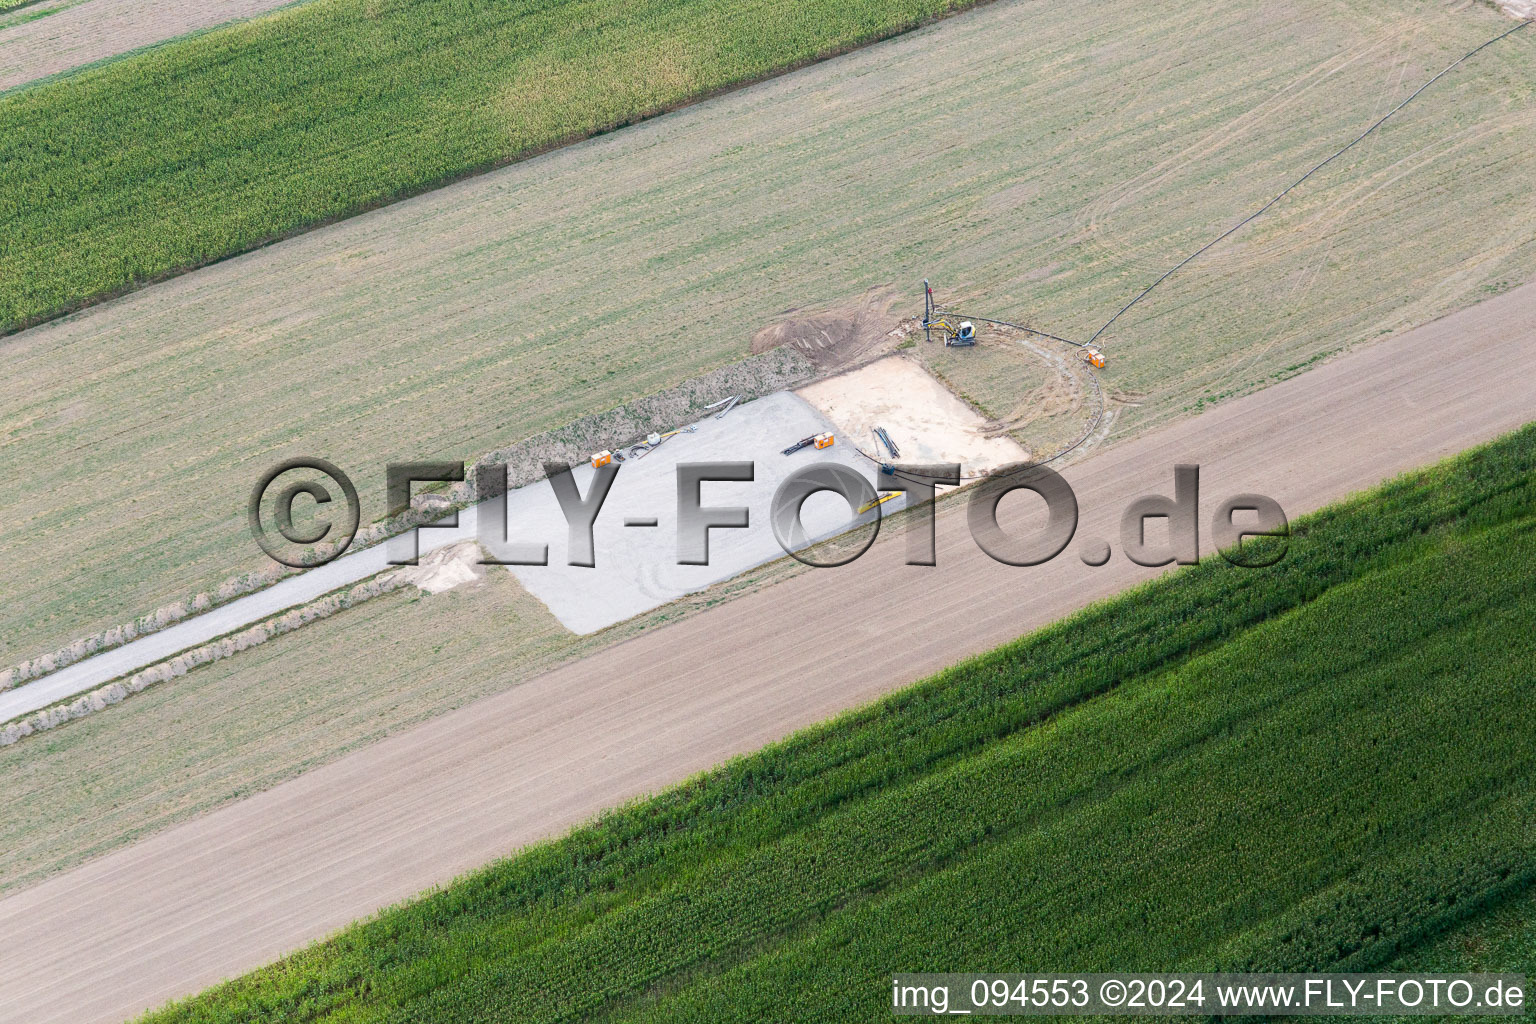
[933,312,1084,347]
[879,19,1529,487]
[1086,16,1534,347]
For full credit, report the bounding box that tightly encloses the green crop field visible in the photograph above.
[4,0,1533,670]
[1380,883,1536,983]
[135,423,1536,1022]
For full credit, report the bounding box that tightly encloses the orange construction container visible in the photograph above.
[813,432,835,449]
[1082,346,1106,369]
[591,450,613,468]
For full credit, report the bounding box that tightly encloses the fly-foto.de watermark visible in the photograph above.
[891,973,1527,1016]
[249,458,1288,571]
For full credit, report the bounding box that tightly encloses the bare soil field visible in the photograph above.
[2,279,1533,1024]
[0,0,300,92]
[3,0,1532,671]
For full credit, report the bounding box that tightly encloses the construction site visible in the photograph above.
[0,277,1100,689]
[2,0,1535,1019]
[506,281,1107,633]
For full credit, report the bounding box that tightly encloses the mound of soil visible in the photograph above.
[750,285,902,372]
[388,541,486,594]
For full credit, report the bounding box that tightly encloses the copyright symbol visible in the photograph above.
[248,458,360,568]
[1100,979,1126,1007]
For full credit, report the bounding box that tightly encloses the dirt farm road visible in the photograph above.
[0,0,297,94]
[4,283,1535,1023]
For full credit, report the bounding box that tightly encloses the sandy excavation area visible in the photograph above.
[798,356,1029,477]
